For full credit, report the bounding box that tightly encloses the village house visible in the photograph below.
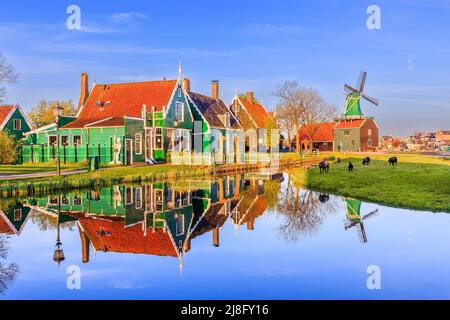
[435,130,450,151]
[0,104,32,140]
[183,79,244,165]
[297,122,336,152]
[333,118,379,152]
[229,92,278,161]
[23,71,194,165]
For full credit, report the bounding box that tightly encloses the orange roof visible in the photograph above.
[334,119,366,129]
[242,196,267,224]
[64,80,177,129]
[0,105,15,126]
[298,122,336,142]
[0,214,14,235]
[238,97,275,129]
[78,217,178,257]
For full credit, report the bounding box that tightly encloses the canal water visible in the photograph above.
[0,173,449,299]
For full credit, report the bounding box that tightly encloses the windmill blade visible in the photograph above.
[362,209,379,221]
[356,71,367,93]
[361,93,379,106]
[357,223,368,243]
[344,84,358,94]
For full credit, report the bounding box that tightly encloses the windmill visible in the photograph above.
[344,198,379,243]
[343,71,379,119]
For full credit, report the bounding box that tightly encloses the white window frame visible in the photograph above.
[48,135,57,146]
[175,102,184,122]
[135,133,143,155]
[368,129,372,136]
[13,119,21,131]
[13,209,22,221]
[61,135,70,146]
[175,214,185,236]
[155,127,163,150]
[73,135,82,146]
[135,187,143,209]
[73,196,82,206]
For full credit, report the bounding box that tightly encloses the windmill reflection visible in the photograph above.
[344,198,379,243]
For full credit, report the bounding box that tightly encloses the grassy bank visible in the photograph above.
[289,157,450,212]
[0,163,216,196]
[0,162,87,176]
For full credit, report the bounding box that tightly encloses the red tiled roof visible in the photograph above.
[78,217,178,257]
[334,119,366,129]
[64,80,177,129]
[298,122,336,142]
[0,105,15,126]
[238,97,275,129]
[242,196,267,224]
[0,214,14,235]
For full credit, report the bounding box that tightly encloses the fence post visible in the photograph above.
[74,144,78,163]
[31,144,34,163]
[98,143,101,164]
[110,137,113,162]
[63,145,67,164]
[41,144,44,162]
[86,143,89,160]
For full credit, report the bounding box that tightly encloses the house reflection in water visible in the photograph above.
[18,174,278,270]
[0,199,32,236]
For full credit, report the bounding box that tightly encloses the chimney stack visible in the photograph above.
[183,78,191,92]
[184,237,191,252]
[213,227,220,247]
[247,219,254,231]
[212,80,219,99]
[246,91,254,103]
[78,72,89,111]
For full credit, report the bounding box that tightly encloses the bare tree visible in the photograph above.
[0,53,18,103]
[0,235,19,295]
[274,81,337,154]
[275,104,296,151]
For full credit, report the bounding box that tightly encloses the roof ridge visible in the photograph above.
[95,79,178,87]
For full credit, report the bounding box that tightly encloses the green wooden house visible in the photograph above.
[22,72,195,165]
[0,104,32,140]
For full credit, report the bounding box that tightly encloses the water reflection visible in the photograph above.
[344,199,379,243]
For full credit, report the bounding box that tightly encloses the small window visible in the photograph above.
[175,214,185,236]
[49,135,57,146]
[155,189,163,212]
[368,129,372,136]
[73,196,82,206]
[49,196,59,205]
[155,128,163,149]
[61,135,69,146]
[368,139,372,146]
[344,130,350,136]
[223,114,230,128]
[125,187,133,205]
[352,140,355,146]
[135,133,142,154]
[62,196,70,205]
[13,119,21,130]
[135,187,142,209]
[175,102,184,122]
[73,135,82,146]
[14,209,22,221]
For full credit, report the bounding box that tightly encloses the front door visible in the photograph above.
[126,139,133,165]
[145,129,154,162]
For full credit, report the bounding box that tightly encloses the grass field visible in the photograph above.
[0,162,87,175]
[289,157,450,212]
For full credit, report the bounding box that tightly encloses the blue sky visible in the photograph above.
[1,0,449,135]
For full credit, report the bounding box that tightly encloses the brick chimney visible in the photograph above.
[246,91,254,103]
[213,227,220,247]
[183,77,191,92]
[212,80,219,99]
[78,72,89,110]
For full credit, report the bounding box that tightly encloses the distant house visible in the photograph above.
[229,92,278,155]
[0,200,31,236]
[435,130,450,151]
[297,122,336,152]
[334,118,379,152]
[0,104,32,139]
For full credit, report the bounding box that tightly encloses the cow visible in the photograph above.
[362,157,371,166]
[319,161,329,174]
[319,193,330,203]
[388,157,398,166]
[348,161,354,172]
[336,157,341,164]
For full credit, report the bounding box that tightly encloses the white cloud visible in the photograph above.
[109,12,149,23]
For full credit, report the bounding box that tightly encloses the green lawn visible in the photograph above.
[291,158,450,212]
[0,162,88,176]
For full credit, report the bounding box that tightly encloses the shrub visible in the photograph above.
[0,132,17,164]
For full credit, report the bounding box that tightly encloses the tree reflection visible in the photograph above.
[277,175,337,242]
[0,235,19,295]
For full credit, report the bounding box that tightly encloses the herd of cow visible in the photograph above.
[318,156,399,174]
